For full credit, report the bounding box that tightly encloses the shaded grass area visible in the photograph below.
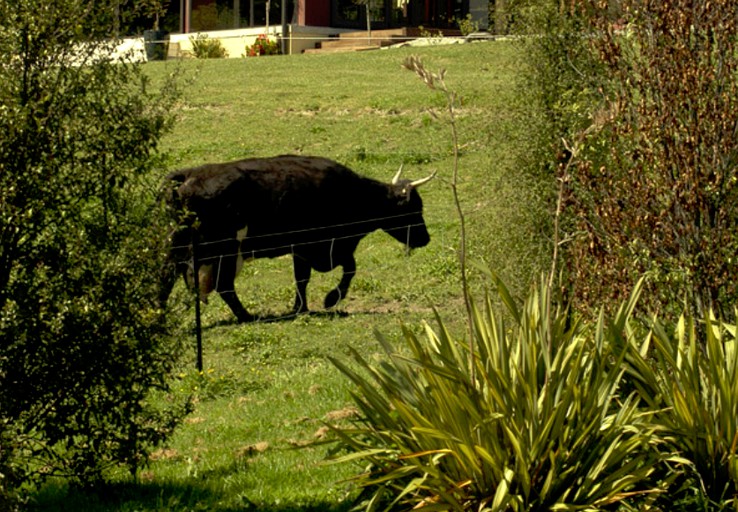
[30,41,550,511]
[34,480,354,511]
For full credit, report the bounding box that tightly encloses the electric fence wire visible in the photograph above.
[168,211,429,257]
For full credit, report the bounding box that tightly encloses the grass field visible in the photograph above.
[30,40,551,511]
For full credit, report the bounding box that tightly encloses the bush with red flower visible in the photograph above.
[246,34,280,56]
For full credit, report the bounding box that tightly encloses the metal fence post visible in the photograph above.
[192,233,203,372]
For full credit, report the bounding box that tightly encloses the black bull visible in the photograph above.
[159,155,435,322]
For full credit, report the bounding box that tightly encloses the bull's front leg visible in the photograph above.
[159,226,193,309]
[324,256,356,309]
[292,255,312,314]
[212,247,254,323]
[159,252,179,309]
[219,289,254,323]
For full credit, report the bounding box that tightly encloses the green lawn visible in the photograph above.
[31,40,551,511]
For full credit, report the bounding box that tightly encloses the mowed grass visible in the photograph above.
[31,41,550,511]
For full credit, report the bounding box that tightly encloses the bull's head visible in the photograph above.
[384,165,436,249]
[391,164,436,189]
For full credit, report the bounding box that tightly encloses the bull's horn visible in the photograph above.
[391,164,404,185]
[409,170,437,189]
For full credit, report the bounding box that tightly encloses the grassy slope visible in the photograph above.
[31,41,550,511]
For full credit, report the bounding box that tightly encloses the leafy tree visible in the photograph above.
[0,0,187,500]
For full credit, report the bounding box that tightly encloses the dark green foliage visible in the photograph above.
[0,419,22,510]
[509,0,606,148]
[0,0,188,499]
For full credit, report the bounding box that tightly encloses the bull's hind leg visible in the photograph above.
[324,256,356,309]
[292,255,312,314]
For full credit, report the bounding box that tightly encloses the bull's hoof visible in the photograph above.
[236,312,256,323]
[324,289,343,309]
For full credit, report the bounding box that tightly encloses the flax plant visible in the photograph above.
[617,310,738,508]
[331,277,664,511]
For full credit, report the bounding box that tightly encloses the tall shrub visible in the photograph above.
[506,0,611,309]
[514,0,738,316]
[508,0,608,172]
[0,0,187,497]
[572,0,738,317]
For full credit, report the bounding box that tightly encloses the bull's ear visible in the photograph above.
[409,170,437,189]
[391,164,404,185]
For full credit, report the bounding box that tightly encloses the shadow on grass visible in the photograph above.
[191,303,419,334]
[202,309,349,330]
[30,479,357,512]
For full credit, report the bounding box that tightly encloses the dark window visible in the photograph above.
[332,0,404,29]
[190,0,291,30]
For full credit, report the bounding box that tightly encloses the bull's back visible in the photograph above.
[168,156,374,252]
